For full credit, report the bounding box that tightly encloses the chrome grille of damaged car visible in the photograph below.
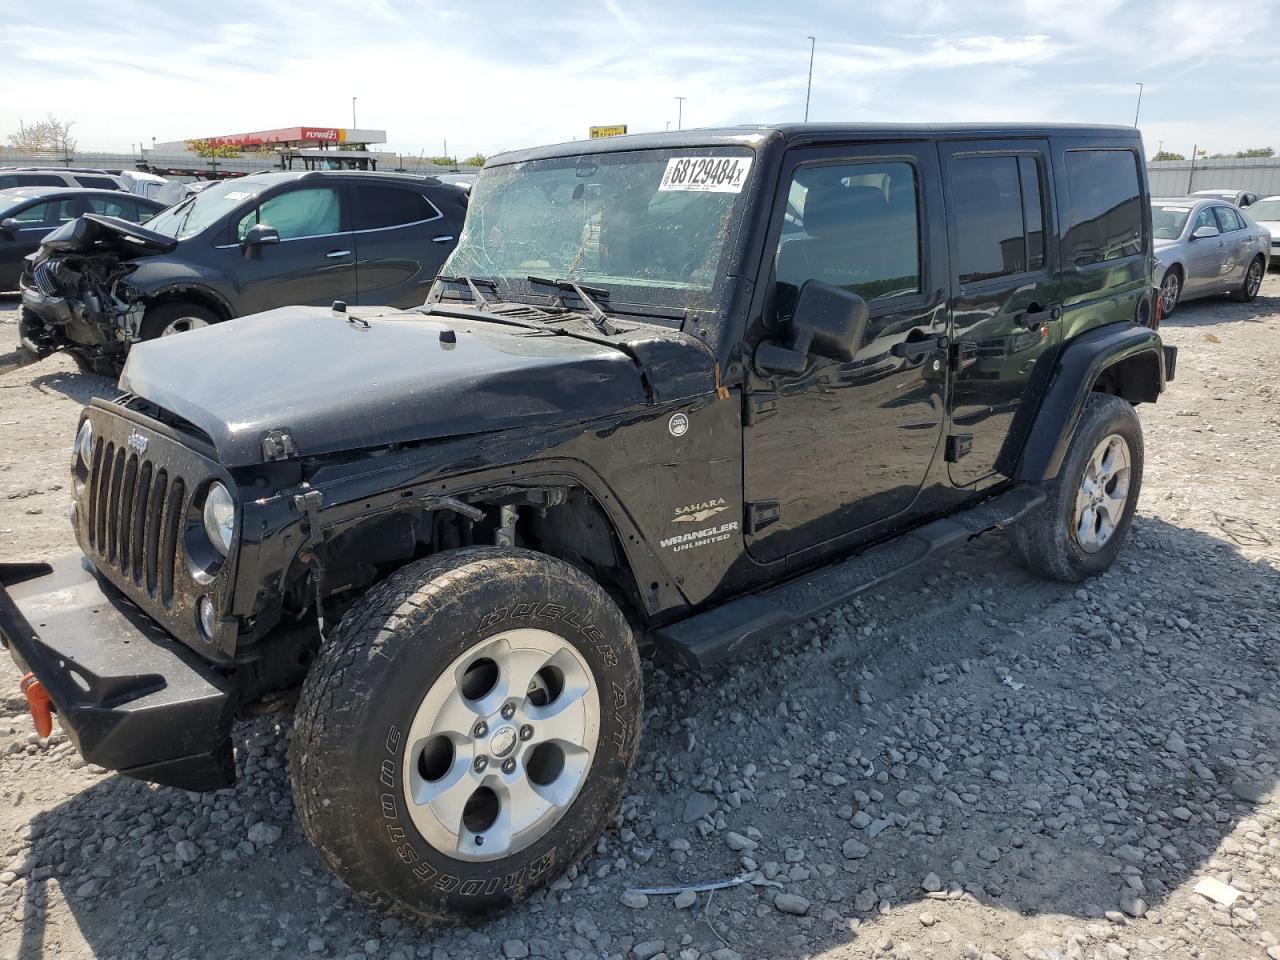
[33,261,58,297]
[86,434,187,603]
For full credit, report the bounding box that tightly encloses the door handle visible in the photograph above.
[326,249,351,259]
[892,332,949,362]
[432,235,455,243]
[1013,305,1059,331]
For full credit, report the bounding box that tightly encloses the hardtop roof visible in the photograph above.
[488,122,1139,166]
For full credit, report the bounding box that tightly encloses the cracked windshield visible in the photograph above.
[442,147,754,305]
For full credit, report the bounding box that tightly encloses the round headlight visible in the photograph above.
[202,482,236,556]
[75,420,93,468]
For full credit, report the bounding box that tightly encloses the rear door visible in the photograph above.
[349,183,454,307]
[221,185,357,312]
[1213,204,1250,286]
[941,139,1060,486]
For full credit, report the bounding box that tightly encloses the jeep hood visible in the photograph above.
[118,306,714,466]
[41,213,177,257]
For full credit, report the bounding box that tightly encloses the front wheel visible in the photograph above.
[1158,268,1182,317]
[139,301,219,340]
[1009,393,1144,582]
[291,547,643,922]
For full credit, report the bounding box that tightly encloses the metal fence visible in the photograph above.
[0,149,469,181]
[1147,156,1280,198]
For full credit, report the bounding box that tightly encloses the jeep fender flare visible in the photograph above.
[1014,322,1169,482]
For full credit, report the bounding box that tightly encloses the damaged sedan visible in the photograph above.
[19,170,467,372]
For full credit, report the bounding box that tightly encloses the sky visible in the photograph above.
[3,0,1277,161]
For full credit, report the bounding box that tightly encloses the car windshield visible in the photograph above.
[1246,199,1280,221]
[440,146,755,309]
[144,179,272,240]
[1152,204,1193,240]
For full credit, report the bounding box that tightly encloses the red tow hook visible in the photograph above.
[19,673,53,739]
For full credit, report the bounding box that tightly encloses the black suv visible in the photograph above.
[18,170,467,371]
[1,124,1174,923]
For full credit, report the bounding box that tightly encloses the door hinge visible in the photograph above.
[745,391,778,425]
[746,500,780,535]
[945,435,973,462]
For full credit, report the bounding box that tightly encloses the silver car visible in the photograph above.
[1152,197,1271,316]
[1244,195,1280,270]
[1191,188,1260,208]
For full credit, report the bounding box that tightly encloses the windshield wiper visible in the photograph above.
[431,275,500,306]
[526,276,618,336]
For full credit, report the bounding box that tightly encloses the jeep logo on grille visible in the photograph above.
[126,431,149,455]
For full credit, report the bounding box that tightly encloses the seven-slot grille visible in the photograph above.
[85,433,188,605]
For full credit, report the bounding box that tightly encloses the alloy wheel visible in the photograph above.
[161,316,209,336]
[402,629,600,862]
[1160,273,1180,314]
[1073,433,1131,553]
[1246,260,1263,298]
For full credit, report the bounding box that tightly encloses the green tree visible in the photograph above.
[1151,151,1185,161]
[187,139,243,159]
[463,153,487,167]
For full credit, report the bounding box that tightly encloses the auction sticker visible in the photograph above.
[659,156,752,193]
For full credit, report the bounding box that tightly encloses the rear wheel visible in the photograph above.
[139,302,219,340]
[1010,393,1144,582]
[1231,256,1264,302]
[1158,268,1182,317]
[291,547,643,922]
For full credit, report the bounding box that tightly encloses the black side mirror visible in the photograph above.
[756,280,869,375]
[0,217,19,237]
[242,223,280,248]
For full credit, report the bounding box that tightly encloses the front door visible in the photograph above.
[743,143,949,564]
[222,185,357,313]
[1184,206,1227,294]
[941,139,1061,486]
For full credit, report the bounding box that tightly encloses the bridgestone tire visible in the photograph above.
[1009,393,1144,582]
[290,547,643,922]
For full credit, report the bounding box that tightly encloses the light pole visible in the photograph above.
[675,96,686,131]
[352,97,358,130]
[804,36,816,122]
[1133,82,1143,127]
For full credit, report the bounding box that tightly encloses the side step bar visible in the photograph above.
[652,485,1045,670]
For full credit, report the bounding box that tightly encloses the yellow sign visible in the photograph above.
[589,125,628,139]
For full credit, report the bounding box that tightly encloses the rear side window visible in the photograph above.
[237,187,341,240]
[351,186,439,230]
[85,195,141,221]
[16,174,65,187]
[1213,206,1244,233]
[75,176,118,190]
[950,155,1045,284]
[1063,150,1142,266]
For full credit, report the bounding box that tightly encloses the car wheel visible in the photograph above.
[291,547,643,922]
[139,302,219,340]
[1230,256,1264,302]
[1158,268,1181,318]
[1009,393,1144,583]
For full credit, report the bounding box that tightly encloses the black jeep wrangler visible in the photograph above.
[1,124,1174,921]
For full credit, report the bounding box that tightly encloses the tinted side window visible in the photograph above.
[1063,150,1142,266]
[85,195,139,220]
[237,187,341,240]
[1213,206,1244,232]
[75,176,118,189]
[1019,157,1045,269]
[951,156,1027,284]
[352,186,439,230]
[774,160,921,307]
[10,202,52,225]
[17,174,65,187]
[0,175,16,189]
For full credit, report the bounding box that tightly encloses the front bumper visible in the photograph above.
[0,555,235,791]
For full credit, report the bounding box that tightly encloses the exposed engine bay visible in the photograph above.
[19,214,175,369]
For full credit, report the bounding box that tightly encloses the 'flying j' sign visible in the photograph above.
[659,156,752,193]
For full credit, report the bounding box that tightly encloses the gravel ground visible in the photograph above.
[1,277,1279,960]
